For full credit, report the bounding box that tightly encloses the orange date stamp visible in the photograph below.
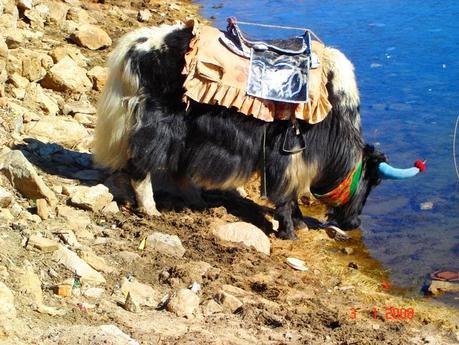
[350,306,415,321]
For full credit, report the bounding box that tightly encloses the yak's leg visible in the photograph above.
[180,179,207,209]
[292,201,308,230]
[275,201,298,240]
[130,172,161,216]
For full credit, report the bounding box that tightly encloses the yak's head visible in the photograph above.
[331,144,425,230]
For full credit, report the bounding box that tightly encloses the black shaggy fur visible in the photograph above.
[122,27,386,239]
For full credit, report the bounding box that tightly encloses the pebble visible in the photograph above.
[27,235,59,252]
[146,231,186,258]
[36,198,48,220]
[214,291,243,313]
[166,288,200,318]
[124,292,141,313]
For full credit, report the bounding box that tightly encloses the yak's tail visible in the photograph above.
[92,23,184,171]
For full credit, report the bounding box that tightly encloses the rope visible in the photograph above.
[454,113,459,180]
[261,125,268,199]
[234,19,323,43]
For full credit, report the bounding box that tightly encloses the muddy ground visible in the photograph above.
[0,0,457,344]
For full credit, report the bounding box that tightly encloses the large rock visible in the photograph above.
[41,56,92,92]
[213,222,271,255]
[69,184,113,212]
[120,277,160,307]
[54,246,106,285]
[0,150,57,205]
[167,288,200,318]
[24,117,89,148]
[46,1,69,26]
[70,24,112,50]
[146,231,186,258]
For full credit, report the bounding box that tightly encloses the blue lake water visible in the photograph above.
[197,0,459,304]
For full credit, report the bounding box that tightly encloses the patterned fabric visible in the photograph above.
[182,20,332,124]
[314,161,363,207]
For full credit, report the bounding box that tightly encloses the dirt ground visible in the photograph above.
[0,0,457,344]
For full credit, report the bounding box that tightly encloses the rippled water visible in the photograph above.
[197,0,459,304]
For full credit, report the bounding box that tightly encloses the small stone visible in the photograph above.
[12,88,25,99]
[83,287,105,299]
[0,209,14,221]
[17,0,33,10]
[70,24,112,50]
[342,247,354,255]
[324,225,350,241]
[41,56,92,92]
[4,28,24,49]
[87,66,108,90]
[8,73,29,89]
[27,235,58,252]
[55,230,81,248]
[80,250,115,274]
[0,282,16,318]
[0,187,13,207]
[36,198,48,220]
[146,231,186,258]
[69,184,113,212]
[54,246,106,285]
[166,288,200,318]
[18,265,43,305]
[420,202,434,210]
[120,277,159,307]
[137,9,152,22]
[50,45,88,67]
[348,262,358,269]
[124,292,141,313]
[102,201,119,214]
[117,251,141,264]
[202,299,223,315]
[214,291,243,313]
[74,113,96,127]
[63,100,96,115]
[428,280,459,295]
[57,205,91,230]
[213,222,270,255]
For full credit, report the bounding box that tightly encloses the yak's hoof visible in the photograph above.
[277,230,298,240]
[139,206,161,217]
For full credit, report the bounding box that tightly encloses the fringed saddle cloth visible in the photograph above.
[182,19,332,124]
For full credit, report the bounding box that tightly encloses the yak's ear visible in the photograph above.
[377,160,426,180]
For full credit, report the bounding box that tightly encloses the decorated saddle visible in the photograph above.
[182,19,332,124]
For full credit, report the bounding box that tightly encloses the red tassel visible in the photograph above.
[414,160,426,172]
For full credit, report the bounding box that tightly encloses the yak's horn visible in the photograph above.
[377,160,426,180]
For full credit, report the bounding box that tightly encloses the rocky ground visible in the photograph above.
[0,0,458,344]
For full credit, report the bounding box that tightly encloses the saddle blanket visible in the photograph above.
[182,20,332,124]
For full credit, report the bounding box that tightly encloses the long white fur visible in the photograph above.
[93,23,184,171]
[322,47,360,129]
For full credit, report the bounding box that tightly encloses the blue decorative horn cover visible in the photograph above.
[377,162,420,180]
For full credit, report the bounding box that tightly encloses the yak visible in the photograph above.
[93,22,425,240]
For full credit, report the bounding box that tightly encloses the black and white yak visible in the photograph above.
[93,23,425,240]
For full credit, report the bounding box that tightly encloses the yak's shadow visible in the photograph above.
[15,138,108,185]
